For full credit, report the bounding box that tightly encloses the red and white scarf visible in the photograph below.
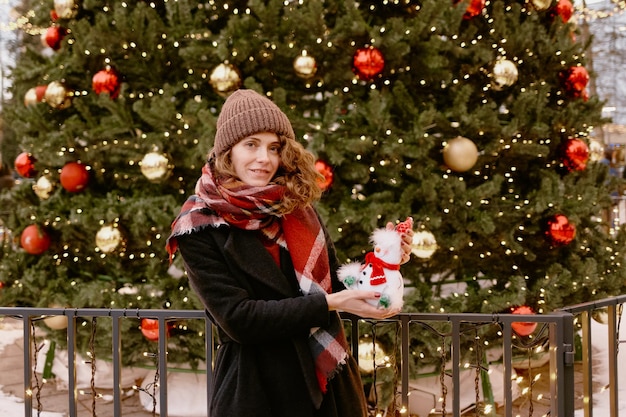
[166,163,348,392]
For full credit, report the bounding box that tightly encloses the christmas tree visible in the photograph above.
[1,0,625,376]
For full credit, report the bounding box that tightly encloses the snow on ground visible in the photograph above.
[0,321,64,417]
[573,318,626,416]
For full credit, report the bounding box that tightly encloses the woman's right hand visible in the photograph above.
[326,290,400,319]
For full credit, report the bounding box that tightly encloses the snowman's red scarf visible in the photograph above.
[166,164,348,393]
[363,252,400,285]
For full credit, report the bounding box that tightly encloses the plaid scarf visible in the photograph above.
[166,163,348,393]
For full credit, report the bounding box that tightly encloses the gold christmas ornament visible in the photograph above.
[44,81,72,109]
[24,88,39,107]
[530,0,552,11]
[411,230,438,259]
[492,59,518,90]
[293,52,317,79]
[591,307,610,325]
[357,339,387,372]
[95,225,123,254]
[140,152,172,182]
[588,139,605,163]
[33,176,55,200]
[54,0,79,19]
[209,63,242,97]
[443,136,479,172]
[43,306,69,330]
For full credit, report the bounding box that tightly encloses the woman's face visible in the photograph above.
[230,131,281,186]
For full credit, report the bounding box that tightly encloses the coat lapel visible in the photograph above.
[224,228,296,297]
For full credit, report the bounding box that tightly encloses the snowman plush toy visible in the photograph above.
[337,217,412,310]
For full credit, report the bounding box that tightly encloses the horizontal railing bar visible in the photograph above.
[0,307,575,323]
[560,294,626,314]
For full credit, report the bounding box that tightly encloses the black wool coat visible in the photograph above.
[176,223,368,417]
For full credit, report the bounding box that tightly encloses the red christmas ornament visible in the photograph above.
[140,318,171,342]
[315,160,334,191]
[92,68,121,99]
[561,66,589,100]
[14,152,38,178]
[454,0,485,19]
[555,0,574,23]
[42,26,66,50]
[511,306,538,337]
[20,224,51,255]
[50,9,59,21]
[60,161,89,192]
[545,214,576,246]
[561,138,589,172]
[352,47,385,81]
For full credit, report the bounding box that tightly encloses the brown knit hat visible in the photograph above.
[213,89,295,156]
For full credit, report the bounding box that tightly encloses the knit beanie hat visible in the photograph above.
[213,89,296,156]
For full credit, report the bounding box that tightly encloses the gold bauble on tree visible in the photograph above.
[443,136,479,172]
[209,63,242,97]
[140,152,172,182]
[492,59,518,90]
[411,230,438,259]
[293,51,317,79]
[588,139,604,162]
[54,0,79,19]
[530,0,552,10]
[95,225,123,254]
[591,307,609,324]
[44,81,72,109]
[33,175,55,200]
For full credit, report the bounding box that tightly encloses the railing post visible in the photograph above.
[158,316,168,417]
[66,309,78,417]
[581,310,593,417]
[502,320,513,417]
[400,314,409,413]
[550,311,575,417]
[112,311,122,417]
[451,318,461,417]
[608,304,619,417]
[22,315,32,417]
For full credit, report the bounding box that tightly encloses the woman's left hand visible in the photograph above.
[386,221,414,265]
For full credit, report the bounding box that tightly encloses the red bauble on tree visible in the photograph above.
[60,161,89,192]
[561,138,589,172]
[41,26,66,50]
[14,152,38,178]
[561,66,589,100]
[352,46,385,81]
[315,159,334,191]
[453,0,485,19]
[511,306,538,337]
[553,0,574,23]
[92,68,121,99]
[140,318,172,342]
[545,214,576,246]
[20,224,51,255]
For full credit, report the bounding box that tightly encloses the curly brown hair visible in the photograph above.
[209,135,323,215]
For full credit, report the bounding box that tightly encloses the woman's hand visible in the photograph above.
[326,290,400,319]
[386,221,414,265]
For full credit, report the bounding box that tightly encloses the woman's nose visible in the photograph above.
[256,147,270,161]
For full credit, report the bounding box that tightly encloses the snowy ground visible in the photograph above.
[0,323,64,417]
[574,319,626,416]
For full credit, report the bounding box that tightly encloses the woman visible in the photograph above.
[166,89,413,417]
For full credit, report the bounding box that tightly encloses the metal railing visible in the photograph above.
[561,294,626,417]
[0,306,586,417]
